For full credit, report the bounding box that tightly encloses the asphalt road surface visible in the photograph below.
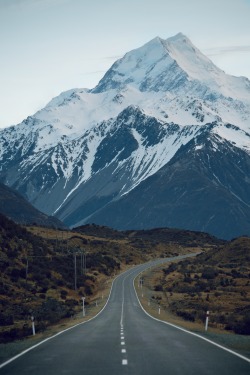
[1,256,249,374]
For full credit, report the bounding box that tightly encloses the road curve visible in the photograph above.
[0,256,249,375]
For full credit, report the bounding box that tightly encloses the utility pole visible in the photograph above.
[81,252,84,275]
[26,257,29,282]
[74,253,77,290]
[84,253,87,274]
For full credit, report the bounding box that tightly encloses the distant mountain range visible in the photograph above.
[0,33,250,239]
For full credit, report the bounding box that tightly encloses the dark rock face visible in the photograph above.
[85,133,250,240]
[0,182,66,228]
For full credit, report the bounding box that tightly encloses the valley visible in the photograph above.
[0,214,222,345]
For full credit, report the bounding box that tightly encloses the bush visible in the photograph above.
[201,267,218,280]
[232,314,250,335]
[154,284,163,292]
[60,290,68,300]
[10,268,21,281]
[176,310,195,322]
[36,298,68,324]
[0,312,14,326]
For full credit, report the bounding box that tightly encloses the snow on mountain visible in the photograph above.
[0,33,250,238]
[8,32,248,152]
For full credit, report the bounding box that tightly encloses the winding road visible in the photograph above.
[1,256,249,374]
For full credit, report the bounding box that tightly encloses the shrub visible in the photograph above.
[36,298,68,324]
[201,267,218,279]
[0,312,14,326]
[154,284,163,292]
[10,268,21,281]
[60,290,68,300]
[176,310,195,322]
[232,314,250,335]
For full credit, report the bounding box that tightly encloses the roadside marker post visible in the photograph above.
[31,316,35,336]
[205,310,209,331]
[82,297,85,317]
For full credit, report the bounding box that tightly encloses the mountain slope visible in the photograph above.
[83,131,250,239]
[0,182,66,228]
[0,33,250,239]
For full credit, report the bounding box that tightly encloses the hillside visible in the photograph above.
[1,216,212,343]
[0,215,121,342]
[74,224,226,247]
[143,237,250,334]
[0,182,66,229]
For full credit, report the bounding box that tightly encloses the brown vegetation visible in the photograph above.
[140,237,250,335]
[0,215,230,343]
[1,217,208,343]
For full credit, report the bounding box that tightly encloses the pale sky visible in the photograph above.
[0,0,250,129]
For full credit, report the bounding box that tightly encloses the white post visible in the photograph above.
[158,306,161,315]
[31,316,35,336]
[82,297,85,317]
[205,310,209,331]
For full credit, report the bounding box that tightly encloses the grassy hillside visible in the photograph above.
[0,217,189,342]
[142,237,250,334]
[0,216,228,343]
[0,215,122,342]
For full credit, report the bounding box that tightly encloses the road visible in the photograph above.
[0,256,249,374]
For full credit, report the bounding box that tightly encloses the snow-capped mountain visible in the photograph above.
[0,33,250,239]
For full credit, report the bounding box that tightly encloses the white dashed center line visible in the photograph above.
[120,276,129,366]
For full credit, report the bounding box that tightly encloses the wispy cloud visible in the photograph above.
[105,55,122,60]
[205,45,250,57]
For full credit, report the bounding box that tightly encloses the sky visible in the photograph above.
[0,0,250,129]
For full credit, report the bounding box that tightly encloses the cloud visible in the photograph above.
[205,45,250,57]
[105,55,122,60]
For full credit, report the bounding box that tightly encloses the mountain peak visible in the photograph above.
[92,34,184,94]
[92,33,250,106]
[167,32,188,41]
[92,32,222,95]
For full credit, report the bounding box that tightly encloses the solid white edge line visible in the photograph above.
[133,273,250,364]
[0,272,123,370]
